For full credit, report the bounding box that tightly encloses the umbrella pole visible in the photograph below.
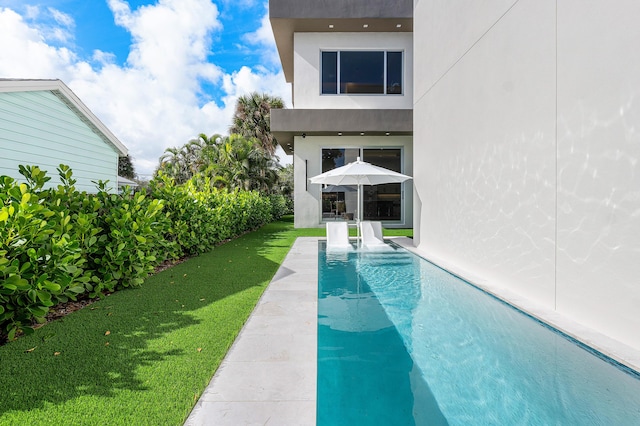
[357,184,361,247]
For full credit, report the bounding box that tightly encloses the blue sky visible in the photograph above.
[0,0,291,177]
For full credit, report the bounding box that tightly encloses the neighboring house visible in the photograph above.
[270,0,414,228]
[272,0,640,354]
[0,79,127,193]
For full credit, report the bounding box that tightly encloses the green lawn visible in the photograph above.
[0,217,411,425]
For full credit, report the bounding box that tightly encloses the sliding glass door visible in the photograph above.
[320,148,404,222]
[362,149,402,221]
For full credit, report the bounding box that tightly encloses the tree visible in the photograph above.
[277,164,294,211]
[155,133,280,193]
[157,146,190,184]
[229,92,284,157]
[156,134,219,184]
[118,155,136,179]
[211,134,280,192]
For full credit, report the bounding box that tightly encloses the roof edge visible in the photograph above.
[0,79,128,156]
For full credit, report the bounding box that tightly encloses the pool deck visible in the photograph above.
[184,237,320,426]
[185,235,640,425]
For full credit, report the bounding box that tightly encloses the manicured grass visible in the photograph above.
[0,217,411,425]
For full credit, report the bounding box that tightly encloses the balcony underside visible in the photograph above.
[271,108,412,154]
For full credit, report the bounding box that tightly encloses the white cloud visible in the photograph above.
[0,8,77,79]
[24,5,39,20]
[242,8,280,68]
[0,1,291,177]
[48,7,74,28]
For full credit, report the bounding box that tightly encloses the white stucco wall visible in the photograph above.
[294,135,413,228]
[293,32,413,109]
[414,0,640,350]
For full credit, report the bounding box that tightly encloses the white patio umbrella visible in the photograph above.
[321,184,357,193]
[309,157,412,242]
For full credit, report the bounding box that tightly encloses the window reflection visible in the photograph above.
[320,148,403,222]
[321,51,403,95]
[363,149,402,221]
[321,149,359,220]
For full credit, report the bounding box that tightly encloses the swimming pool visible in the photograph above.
[317,242,640,425]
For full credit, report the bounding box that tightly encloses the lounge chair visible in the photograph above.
[326,222,352,250]
[360,221,387,248]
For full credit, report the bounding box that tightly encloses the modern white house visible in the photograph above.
[270,0,414,229]
[271,0,640,357]
[0,79,127,193]
[413,2,640,354]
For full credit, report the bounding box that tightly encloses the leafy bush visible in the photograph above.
[0,166,278,341]
[268,194,289,220]
[0,167,93,340]
[91,184,167,293]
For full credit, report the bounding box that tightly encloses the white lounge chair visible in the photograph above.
[360,221,387,248]
[326,222,352,250]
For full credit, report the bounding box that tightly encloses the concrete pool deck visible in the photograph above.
[184,237,320,426]
[185,235,640,425]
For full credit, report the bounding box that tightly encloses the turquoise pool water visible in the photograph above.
[317,243,640,425]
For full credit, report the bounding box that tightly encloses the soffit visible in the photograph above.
[271,108,413,154]
[270,0,413,82]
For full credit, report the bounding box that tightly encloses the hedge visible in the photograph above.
[0,165,287,342]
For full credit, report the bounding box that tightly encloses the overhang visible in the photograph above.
[270,0,413,82]
[271,108,412,154]
[0,78,128,156]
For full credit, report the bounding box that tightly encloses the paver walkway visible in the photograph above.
[185,237,319,425]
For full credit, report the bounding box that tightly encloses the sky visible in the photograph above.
[0,0,291,178]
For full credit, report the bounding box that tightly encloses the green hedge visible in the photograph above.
[0,166,283,342]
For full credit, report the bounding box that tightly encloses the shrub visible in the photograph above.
[0,167,93,340]
[0,166,278,342]
[268,194,289,220]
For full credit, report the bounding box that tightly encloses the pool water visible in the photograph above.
[317,243,640,425]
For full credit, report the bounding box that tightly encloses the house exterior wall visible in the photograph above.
[0,90,120,193]
[279,21,414,228]
[294,135,413,228]
[293,32,413,109]
[414,0,640,350]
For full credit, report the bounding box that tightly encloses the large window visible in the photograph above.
[320,148,403,222]
[362,149,402,221]
[321,149,360,220]
[321,51,403,95]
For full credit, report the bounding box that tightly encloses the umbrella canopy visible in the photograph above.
[322,184,357,193]
[309,157,412,242]
[309,158,411,187]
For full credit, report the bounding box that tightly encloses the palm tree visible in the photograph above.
[155,132,281,192]
[156,134,222,183]
[211,134,280,192]
[157,146,190,183]
[229,92,285,157]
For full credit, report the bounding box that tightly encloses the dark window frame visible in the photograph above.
[320,147,405,223]
[321,50,404,96]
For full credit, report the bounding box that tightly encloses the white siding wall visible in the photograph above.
[293,32,413,109]
[294,135,413,228]
[0,90,119,193]
[414,0,640,350]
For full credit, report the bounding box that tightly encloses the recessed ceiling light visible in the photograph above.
[338,132,342,136]
[385,132,390,136]
[329,24,334,29]
[396,24,402,28]
[360,132,365,136]
[362,24,368,28]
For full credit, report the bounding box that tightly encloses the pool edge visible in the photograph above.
[390,237,640,377]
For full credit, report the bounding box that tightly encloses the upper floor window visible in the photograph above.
[321,50,403,95]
